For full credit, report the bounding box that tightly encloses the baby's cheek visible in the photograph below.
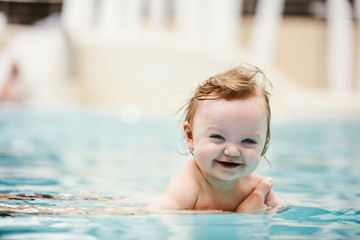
[245,149,261,161]
[195,144,217,159]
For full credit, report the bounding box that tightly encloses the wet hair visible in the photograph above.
[183,64,272,158]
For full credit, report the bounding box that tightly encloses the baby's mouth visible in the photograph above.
[216,160,243,169]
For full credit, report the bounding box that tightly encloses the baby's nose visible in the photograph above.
[224,144,240,157]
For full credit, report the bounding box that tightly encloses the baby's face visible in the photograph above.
[184,96,268,182]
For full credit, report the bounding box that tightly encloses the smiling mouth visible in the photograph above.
[216,160,243,169]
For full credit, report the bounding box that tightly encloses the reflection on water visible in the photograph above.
[0,106,359,239]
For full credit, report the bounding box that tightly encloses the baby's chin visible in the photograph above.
[211,169,253,182]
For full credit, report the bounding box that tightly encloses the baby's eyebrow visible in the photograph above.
[246,131,262,138]
[206,125,223,132]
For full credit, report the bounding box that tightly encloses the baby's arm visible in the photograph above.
[149,188,197,210]
[149,164,199,210]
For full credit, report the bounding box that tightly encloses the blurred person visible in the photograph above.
[0,15,70,107]
[0,62,31,103]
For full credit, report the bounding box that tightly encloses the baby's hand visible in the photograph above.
[235,177,274,213]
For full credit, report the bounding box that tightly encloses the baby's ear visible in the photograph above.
[183,121,194,151]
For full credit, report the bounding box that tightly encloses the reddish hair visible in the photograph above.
[183,64,272,157]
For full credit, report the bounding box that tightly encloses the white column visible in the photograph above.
[97,0,125,34]
[149,0,167,29]
[0,12,7,35]
[126,0,142,31]
[326,0,353,93]
[60,0,96,34]
[249,0,285,66]
[355,0,360,93]
[97,0,142,34]
[174,0,204,40]
[207,0,242,46]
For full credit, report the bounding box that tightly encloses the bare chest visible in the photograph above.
[193,188,251,212]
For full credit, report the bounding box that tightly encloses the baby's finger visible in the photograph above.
[253,177,273,199]
[235,177,273,213]
[265,189,276,206]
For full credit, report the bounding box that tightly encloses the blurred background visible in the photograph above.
[0,3,360,231]
[0,0,359,120]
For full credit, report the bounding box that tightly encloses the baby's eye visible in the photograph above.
[242,138,257,144]
[210,134,225,141]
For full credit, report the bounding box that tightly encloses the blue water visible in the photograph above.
[0,106,359,239]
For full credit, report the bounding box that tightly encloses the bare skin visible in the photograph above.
[150,160,280,213]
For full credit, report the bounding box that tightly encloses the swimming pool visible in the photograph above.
[0,106,359,239]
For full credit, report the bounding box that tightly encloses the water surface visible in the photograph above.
[0,106,359,239]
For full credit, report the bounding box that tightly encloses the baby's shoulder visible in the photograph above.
[162,160,200,207]
[169,161,199,189]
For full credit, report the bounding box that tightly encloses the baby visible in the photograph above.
[150,64,283,213]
